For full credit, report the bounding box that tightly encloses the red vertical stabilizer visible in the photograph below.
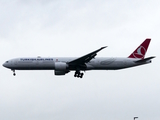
[128,38,151,59]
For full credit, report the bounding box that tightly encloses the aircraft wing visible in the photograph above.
[68,46,107,65]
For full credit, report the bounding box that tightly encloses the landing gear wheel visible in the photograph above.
[74,71,84,78]
[80,73,84,78]
[12,70,16,76]
[74,74,76,77]
[74,71,79,77]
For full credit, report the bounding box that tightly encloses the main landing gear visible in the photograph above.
[74,71,84,78]
[12,69,16,76]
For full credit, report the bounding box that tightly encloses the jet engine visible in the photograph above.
[54,70,66,75]
[54,62,69,75]
[55,62,68,71]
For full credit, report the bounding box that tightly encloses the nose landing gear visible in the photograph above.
[12,69,16,76]
[74,71,84,78]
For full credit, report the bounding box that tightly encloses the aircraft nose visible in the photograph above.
[3,63,7,67]
[3,61,10,68]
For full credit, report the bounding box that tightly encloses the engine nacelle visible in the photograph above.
[54,62,68,71]
[54,70,66,75]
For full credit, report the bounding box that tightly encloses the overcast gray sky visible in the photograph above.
[0,0,160,120]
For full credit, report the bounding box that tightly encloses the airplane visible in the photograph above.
[3,38,155,78]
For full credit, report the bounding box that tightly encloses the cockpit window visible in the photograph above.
[6,61,9,63]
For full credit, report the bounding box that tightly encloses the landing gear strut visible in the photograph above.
[12,69,16,76]
[74,71,84,78]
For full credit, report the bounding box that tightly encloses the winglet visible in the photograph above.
[101,46,107,49]
[128,38,151,59]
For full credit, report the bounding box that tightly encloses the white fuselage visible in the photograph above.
[3,57,151,71]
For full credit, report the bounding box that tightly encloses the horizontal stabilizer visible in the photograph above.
[135,56,155,63]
